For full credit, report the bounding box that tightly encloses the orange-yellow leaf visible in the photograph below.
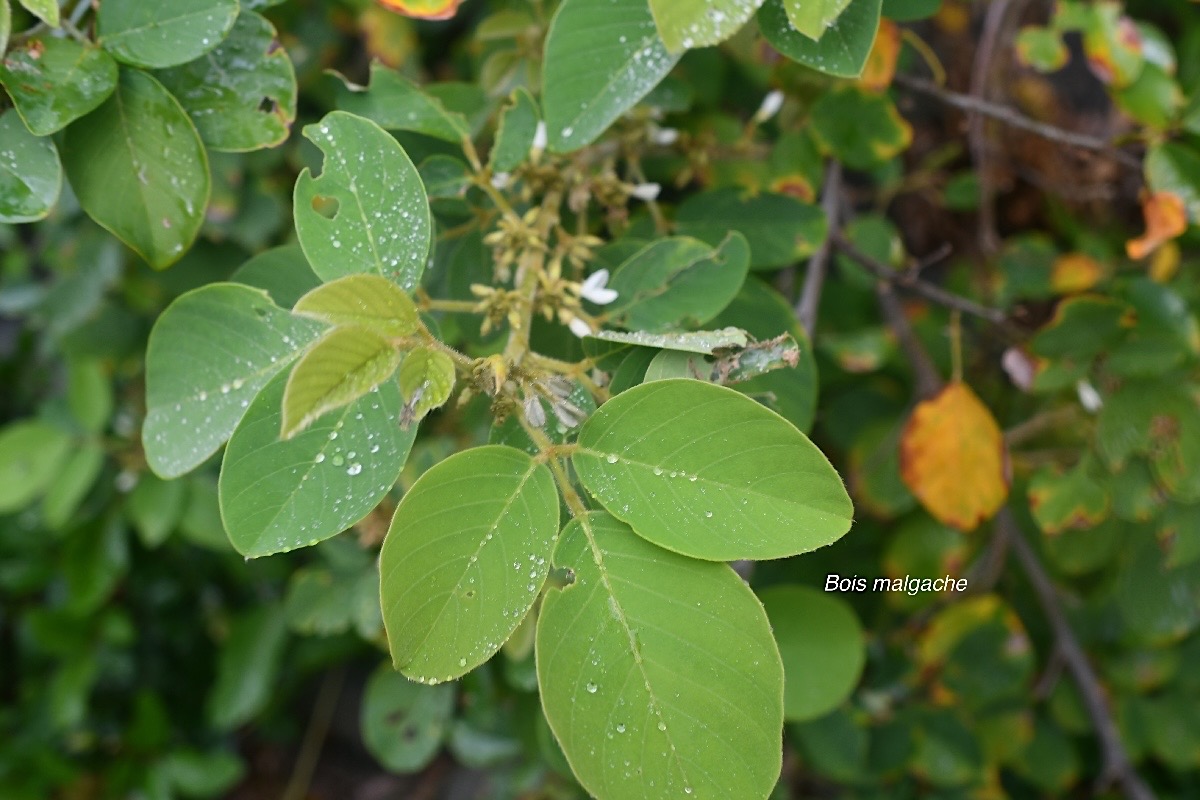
[1126,191,1187,260]
[361,5,418,66]
[899,382,1010,531]
[1149,240,1181,283]
[1050,252,1105,294]
[859,20,901,93]
[769,174,816,202]
[376,0,464,21]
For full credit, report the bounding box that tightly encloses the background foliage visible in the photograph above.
[3,0,1200,798]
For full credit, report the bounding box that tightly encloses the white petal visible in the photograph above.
[651,127,679,145]
[532,121,547,154]
[755,89,785,122]
[568,317,594,338]
[581,268,610,293]
[1001,348,1036,392]
[630,182,661,202]
[490,172,511,189]
[1076,380,1103,413]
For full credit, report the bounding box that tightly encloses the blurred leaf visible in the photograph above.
[650,0,763,52]
[760,0,882,78]
[0,38,118,136]
[490,88,540,173]
[1028,457,1111,535]
[0,109,61,224]
[377,0,465,20]
[361,665,455,773]
[675,189,827,270]
[97,0,238,69]
[810,86,911,169]
[899,382,1009,531]
[334,63,470,142]
[0,420,72,513]
[783,0,853,40]
[126,474,187,548]
[207,605,288,731]
[397,346,456,426]
[1127,191,1188,260]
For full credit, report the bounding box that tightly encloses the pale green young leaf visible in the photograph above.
[397,347,456,426]
[588,327,750,354]
[155,11,298,152]
[759,585,865,721]
[784,0,854,39]
[0,2,11,64]
[333,63,470,143]
[17,0,57,26]
[759,0,882,78]
[98,0,238,69]
[648,0,765,52]
[490,87,540,173]
[607,233,750,332]
[281,327,403,439]
[61,69,209,269]
[294,111,432,290]
[0,38,118,136]
[537,513,784,800]
[0,420,72,513]
[0,110,61,223]
[220,371,414,558]
[573,379,853,561]
[379,445,560,683]
[292,274,420,338]
[542,0,680,153]
[126,474,187,548]
[142,283,324,479]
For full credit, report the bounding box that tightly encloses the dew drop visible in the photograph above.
[586,682,598,694]
[347,463,362,476]
[605,453,619,464]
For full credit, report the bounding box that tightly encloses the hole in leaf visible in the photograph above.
[258,96,277,113]
[311,194,339,220]
[463,589,476,599]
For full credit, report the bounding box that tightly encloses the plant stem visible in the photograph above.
[796,161,842,337]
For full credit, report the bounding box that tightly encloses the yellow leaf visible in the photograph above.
[376,0,464,21]
[858,20,901,93]
[900,382,1010,531]
[1149,240,1181,283]
[1050,252,1105,294]
[1127,192,1188,260]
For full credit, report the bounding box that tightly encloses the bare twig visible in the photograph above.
[895,75,1142,171]
[1004,514,1158,800]
[834,234,1013,328]
[281,668,347,800]
[876,283,943,399]
[796,162,843,337]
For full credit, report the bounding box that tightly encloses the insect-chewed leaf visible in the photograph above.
[1028,460,1111,535]
[282,327,403,439]
[397,347,456,426]
[333,63,470,142]
[220,370,413,558]
[573,379,853,561]
[375,0,465,21]
[899,382,1009,531]
[294,111,432,290]
[293,274,420,338]
[360,664,455,773]
[536,512,784,800]
[379,445,559,683]
[143,283,324,479]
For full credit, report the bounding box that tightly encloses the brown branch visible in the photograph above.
[1004,514,1158,800]
[834,234,1014,328]
[876,282,943,399]
[796,162,843,337]
[895,74,1142,171]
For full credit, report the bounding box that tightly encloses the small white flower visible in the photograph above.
[490,171,511,189]
[579,269,619,305]
[531,121,547,156]
[523,395,547,429]
[1001,347,1035,392]
[754,89,785,122]
[651,127,680,146]
[1076,380,1103,413]
[568,317,594,338]
[629,182,661,202]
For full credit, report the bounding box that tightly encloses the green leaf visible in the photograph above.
[293,274,420,338]
[0,420,72,513]
[1028,459,1111,535]
[333,63,470,143]
[220,370,414,558]
[281,327,402,439]
[42,442,105,529]
[607,233,750,333]
[648,0,764,52]
[490,87,540,173]
[760,0,882,78]
[542,0,681,153]
[881,0,940,21]
[17,0,57,26]
[1146,141,1200,222]
[98,0,238,69]
[397,346,457,426]
[784,0,854,40]
[66,358,113,434]
[588,327,750,354]
[230,244,321,308]
[155,11,297,152]
[675,189,828,271]
[0,38,119,136]
[61,69,209,269]
[810,85,911,169]
[536,512,784,800]
[158,750,245,798]
[0,1,9,55]
[143,283,324,479]
[126,474,187,548]
[0,109,61,223]
[361,665,455,773]
[573,379,853,561]
[760,585,864,721]
[207,605,289,731]
[1031,295,1131,359]
[379,445,560,683]
[294,111,432,290]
